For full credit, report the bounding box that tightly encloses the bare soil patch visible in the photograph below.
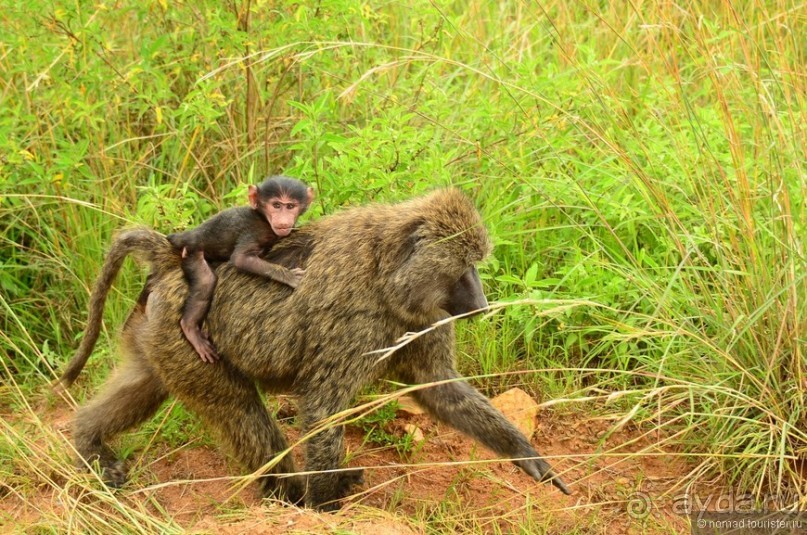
[1,399,693,533]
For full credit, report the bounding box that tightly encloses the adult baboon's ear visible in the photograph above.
[393,217,426,267]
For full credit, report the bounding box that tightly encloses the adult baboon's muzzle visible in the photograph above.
[446,266,489,317]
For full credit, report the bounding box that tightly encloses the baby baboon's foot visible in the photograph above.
[180,320,219,363]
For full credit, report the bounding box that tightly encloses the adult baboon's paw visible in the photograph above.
[81,458,127,489]
[306,473,347,512]
[313,499,342,513]
[336,467,364,497]
[282,477,306,506]
[261,474,305,506]
[514,456,571,495]
[103,460,128,488]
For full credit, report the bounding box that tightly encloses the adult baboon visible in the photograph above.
[63,189,570,510]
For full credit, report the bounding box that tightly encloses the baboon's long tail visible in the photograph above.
[59,228,175,388]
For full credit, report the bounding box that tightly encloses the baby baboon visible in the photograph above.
[60,177,313,383]
[62,189,570,510]
[168,175,314,363]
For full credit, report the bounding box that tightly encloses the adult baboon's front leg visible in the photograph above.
[398,332,571,495]
[412,374,570,494]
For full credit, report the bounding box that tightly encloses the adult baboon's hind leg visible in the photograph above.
[73,354,169,487]
[158,361,305,505]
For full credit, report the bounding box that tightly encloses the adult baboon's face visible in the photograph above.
[388,200,491,322]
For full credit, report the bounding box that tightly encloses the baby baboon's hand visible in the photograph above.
[287,268,305,288]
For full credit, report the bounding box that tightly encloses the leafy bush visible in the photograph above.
[0,0,803,527]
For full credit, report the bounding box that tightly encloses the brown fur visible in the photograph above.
[63,189,569,510]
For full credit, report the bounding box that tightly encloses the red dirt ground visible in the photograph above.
[2,399,696,534]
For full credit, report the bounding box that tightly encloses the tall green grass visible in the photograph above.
[1,0,804,530]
